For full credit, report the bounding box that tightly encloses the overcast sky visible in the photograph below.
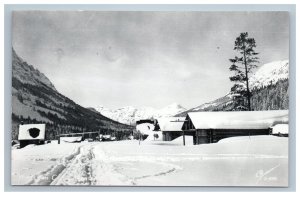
[12,11,289,109]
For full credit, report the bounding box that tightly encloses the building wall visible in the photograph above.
[162,131,182,141]
[194,128,271,145]
[19,139,45,148]
[162,129,270,145]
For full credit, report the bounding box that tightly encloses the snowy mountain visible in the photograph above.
[95,103,186,125]
[176,60,289,116]
[249,60,289,90]
[11,48,132,140]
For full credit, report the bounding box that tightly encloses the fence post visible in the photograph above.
[58,129,60,144]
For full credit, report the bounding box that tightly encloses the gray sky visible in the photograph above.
[12,11,289,109]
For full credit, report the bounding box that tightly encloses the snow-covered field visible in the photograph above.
[11,135,288,186]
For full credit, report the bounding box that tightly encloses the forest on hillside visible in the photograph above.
[250,79,289,111]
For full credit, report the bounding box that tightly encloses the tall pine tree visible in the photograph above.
[229,32,259,111]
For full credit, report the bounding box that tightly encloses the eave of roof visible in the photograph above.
[187,110,288,130]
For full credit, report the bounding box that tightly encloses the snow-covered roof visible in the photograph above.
[157,117,185,131]
[271,124,289,134]
[61,136,82,143]
[187,110,288,130]
[136,123,155,135]
[102,135,111,139]
[18,124,46,140]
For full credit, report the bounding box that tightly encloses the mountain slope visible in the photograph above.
[249,60,289,89]
[11,49,133,140]
[176,60,289,116]
[95,103,186,125]
[12,50,57,91]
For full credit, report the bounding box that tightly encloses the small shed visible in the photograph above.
[135,119,156,140]
[156,117,186,141]
[182,110,288,144]
[18,124,46,148]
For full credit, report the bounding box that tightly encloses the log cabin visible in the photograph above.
[182,110,289,145]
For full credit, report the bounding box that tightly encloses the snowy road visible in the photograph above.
[11,135,288,186]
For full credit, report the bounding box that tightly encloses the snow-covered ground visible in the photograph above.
[11,135,288,186]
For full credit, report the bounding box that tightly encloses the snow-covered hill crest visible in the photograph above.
[96,103,186,125]
[249,60,289,90]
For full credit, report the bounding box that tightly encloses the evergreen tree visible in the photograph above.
[229,32,259,111]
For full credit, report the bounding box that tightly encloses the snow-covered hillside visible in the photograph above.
[191,93,232,112]
[249,60,289,89]
[96,103,186,125]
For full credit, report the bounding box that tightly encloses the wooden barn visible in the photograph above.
[18,124,46,148]
[182,110,289,145]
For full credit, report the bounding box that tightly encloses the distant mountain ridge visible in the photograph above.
[94,103,186,125]
[176,60,289,116]
[12,49,133,140]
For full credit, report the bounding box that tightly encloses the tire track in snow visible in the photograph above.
[134,167,177,181]
[82,147,96,185]
[27,145,82,185]
[89,145,183,185]
[108,156,182,185]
